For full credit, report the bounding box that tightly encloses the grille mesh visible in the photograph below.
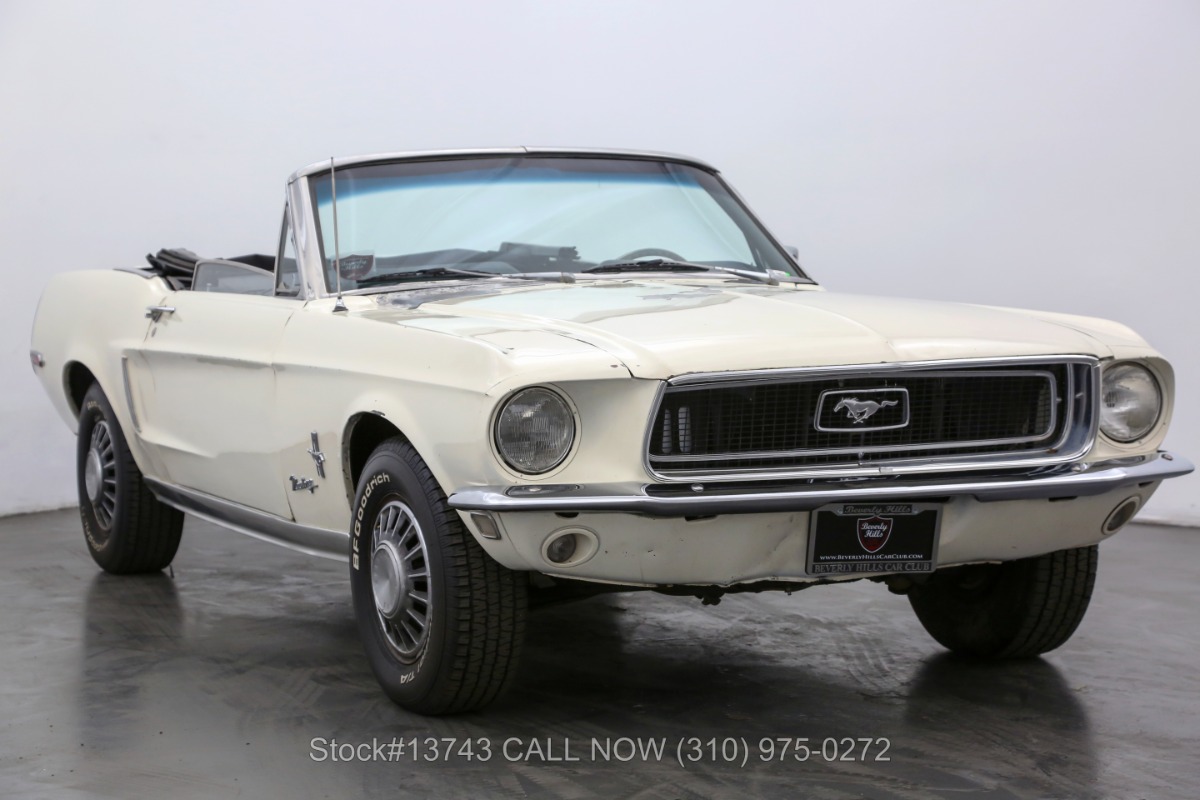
[648,364,1073,475]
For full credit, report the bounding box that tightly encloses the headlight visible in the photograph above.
[494,387,576,474]
[1099,362,1161,442]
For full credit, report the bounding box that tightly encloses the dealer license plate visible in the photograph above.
[807,503,941,576]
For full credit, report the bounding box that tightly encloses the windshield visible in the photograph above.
[308,156,807,292]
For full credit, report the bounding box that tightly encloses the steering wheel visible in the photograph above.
[614,247,686,262]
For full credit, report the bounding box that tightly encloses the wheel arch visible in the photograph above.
[342,411,409,505]
[64,360,99,420]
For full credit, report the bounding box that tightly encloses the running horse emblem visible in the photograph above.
[833,397,899,424]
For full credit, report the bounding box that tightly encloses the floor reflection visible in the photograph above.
[79,572,184,753]
[904,653,1097,796]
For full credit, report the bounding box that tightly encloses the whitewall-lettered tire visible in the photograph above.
[349,438,527,714]
[76,383,183,574]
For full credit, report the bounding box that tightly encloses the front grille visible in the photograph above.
[647,360,1095,477]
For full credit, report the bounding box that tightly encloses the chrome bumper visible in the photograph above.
[448,452,1192,518]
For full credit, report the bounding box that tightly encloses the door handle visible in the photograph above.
[145,305,176,321]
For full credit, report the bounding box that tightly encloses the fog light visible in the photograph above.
[1103,497,1141,535]
[545,533,578,564]
[540,527,599,568]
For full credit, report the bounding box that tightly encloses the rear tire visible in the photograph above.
[907,545,1098,658]
[76,383,183,574]
[349,438,527,714]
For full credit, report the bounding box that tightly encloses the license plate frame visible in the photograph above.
[807,503,941,576]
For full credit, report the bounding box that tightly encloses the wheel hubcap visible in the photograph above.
[84,449,103,502]
[371,540,407,618]
[86,421,118,529]
[370,500,430,662]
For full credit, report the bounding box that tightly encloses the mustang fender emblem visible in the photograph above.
[307,431,327,478]
[833,397,899,424]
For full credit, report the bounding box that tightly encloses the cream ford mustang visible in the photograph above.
[30,149,1192,714]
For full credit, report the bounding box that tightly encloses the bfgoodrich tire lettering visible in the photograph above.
[76,383,183,574]
[908,545,1098,658]
[350,438,527,714]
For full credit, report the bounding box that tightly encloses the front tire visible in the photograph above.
[76,383,183,574]
[349,438,527,714]
[907,545,1098,658]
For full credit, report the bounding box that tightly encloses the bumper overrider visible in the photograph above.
[449,452,1193,587]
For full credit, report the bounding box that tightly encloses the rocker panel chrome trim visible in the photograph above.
[145,478,348,561]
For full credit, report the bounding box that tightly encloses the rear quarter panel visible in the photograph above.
[31,270,168,473]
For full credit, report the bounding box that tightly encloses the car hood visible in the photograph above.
[359,280,1128,379]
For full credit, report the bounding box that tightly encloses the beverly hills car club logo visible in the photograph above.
[857,516,893,553]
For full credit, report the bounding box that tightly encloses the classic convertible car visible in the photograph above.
[30,148,1191,714]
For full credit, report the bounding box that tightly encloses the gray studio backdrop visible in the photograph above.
[2,0,1197,524]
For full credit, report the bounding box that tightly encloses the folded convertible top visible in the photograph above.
[144,248,272,289]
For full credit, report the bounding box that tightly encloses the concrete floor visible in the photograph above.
[1,509,1197,799]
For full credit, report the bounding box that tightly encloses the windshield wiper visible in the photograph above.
[582,257,797,286]
[355,266,575,288]
[707,265,786,285]
[582,259,707,275]
[354,257,793,290]
[355,267,500,286]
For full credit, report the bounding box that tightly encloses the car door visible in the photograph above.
[132,286,300,518]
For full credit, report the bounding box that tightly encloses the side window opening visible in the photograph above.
[276,209,301,296]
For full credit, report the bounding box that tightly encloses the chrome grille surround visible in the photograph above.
[644,356,1099,482]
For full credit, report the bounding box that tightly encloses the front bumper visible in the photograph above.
[449,452,1192,517]
[448,452,1192,587]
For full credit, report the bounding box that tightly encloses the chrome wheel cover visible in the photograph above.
[86,420,118,531]
[371,500,431,662]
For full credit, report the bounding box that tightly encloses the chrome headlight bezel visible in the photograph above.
[493,386,577,475]
[1099,361,1162,443]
